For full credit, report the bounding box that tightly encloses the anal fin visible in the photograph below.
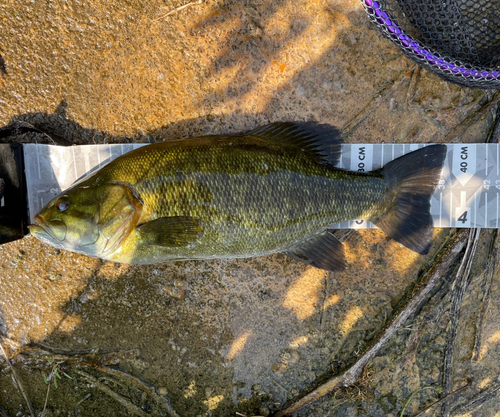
[284,231,347,272]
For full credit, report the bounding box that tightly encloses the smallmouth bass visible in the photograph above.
[29,122,447,271]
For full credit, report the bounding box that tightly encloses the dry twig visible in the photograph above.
[2,344,180,416]
[472,230,499,361]
[275,230,468,416]
[404,66,420,113]
[450,378,500,415]
[0,340,35,417]
[5,344,140,370]
[485,100,500,144]
[444,91,500,142]
[442,228,482,417]
[41,368,52,417]
[154,0,203,21]
[471,102,500,361]
[97,366,180,417]
[76,370,150,417]
[412,381,470,417]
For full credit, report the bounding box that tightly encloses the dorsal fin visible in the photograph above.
[245,122,343,167]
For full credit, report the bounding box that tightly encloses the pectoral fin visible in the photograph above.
[137,216,203,247]
[284,231,347,271]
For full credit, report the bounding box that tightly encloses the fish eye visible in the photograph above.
[56,200,70,212]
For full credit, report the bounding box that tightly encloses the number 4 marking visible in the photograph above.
[455,191,470,227]
[455,207,470,227]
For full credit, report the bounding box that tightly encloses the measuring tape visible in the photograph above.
[23,143,500,229]
[334,143,499,229]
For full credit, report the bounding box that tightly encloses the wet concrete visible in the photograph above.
[1,0,500,416]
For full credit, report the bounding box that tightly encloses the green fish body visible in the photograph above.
[30,123,447,271]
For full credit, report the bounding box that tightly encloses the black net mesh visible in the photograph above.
[361,0,500,88]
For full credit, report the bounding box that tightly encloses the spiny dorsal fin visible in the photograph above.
[284,231,347,271]
[137,216,203,247]
[245,122,343,167]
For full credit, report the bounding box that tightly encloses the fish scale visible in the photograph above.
[112,144,384,257]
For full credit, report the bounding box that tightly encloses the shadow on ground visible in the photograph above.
[1,0,499,416]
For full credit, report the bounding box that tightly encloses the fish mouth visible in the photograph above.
[33,214,46,226]
[31,214,49,231]
[29,215,60,242]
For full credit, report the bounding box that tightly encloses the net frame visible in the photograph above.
[361,0,500,89]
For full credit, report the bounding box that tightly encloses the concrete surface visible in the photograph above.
[1,1,499,416]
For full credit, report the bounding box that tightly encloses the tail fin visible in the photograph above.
[370,145,447,255]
